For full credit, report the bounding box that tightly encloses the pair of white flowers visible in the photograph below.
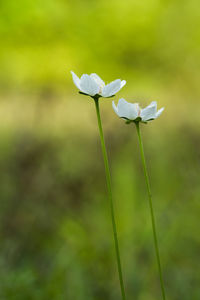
[71,71,164,123]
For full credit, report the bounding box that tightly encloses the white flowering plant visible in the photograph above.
[71,70,127,300]
[112,97,166,300]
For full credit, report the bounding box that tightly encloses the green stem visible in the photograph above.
[94,98,126,300]
[135,122,166,300]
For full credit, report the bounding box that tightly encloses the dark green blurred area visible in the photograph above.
[0,0,200,299]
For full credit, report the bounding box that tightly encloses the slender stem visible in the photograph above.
[94,98,126,300]
[135,122,166,300]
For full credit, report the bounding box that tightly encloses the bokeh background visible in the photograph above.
[0,0,200,299]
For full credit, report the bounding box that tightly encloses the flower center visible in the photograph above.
[99,83,104,94]
[135,103,141,116]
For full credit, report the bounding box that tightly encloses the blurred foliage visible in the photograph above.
[0,0,200,299]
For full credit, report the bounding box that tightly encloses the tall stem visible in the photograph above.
[135,122,166,300]
[94,98,126,300]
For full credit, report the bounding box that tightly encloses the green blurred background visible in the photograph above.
[0,0,200,299]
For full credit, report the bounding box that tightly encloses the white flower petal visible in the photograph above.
[80,74,99,96]
[118,100,139,120]
[115,98,130,118]
[90,73,105,88]
[71,71,81,90]
[146,101,157,110]
[120,80,126,88]
[112,101,119,116]
[102,79,122,97]
[141,101,157,121]
[113,98,139,120]
[155,107,164,118]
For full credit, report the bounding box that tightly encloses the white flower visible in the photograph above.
[112,99,164,122]
[71,71,126,98]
